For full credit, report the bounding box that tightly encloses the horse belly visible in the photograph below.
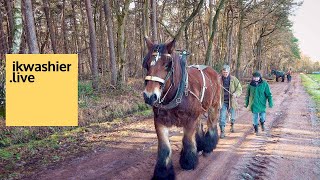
[155,107,199,127]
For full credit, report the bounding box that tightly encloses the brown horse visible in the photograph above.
[143,38,221,180]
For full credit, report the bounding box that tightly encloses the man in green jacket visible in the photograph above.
[219,65,242,138]
[245,71,273,135]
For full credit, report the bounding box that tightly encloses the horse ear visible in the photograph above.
[145,37,153,50]
[166,38,176,54]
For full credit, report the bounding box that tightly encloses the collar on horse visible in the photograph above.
[143,47,189,110]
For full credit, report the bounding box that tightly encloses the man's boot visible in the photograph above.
[230,122,235,133]
[261,122,265,131]
[253,124,259,135]
[220,125,225,138]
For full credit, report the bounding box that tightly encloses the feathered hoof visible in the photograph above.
[179,148,198,170]
[152,162,175,180]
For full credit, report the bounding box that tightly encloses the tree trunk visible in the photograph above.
[205,0,226,66]
[226,7,234,65]
[142,0,149,56]
[199,15,207,50]
[85,0,99,90]
[4,1,14,53]
[11,0,23,54]
[23,0,39,53]
[254,37,262,71]
[99,4,106,77]
[208,0,214,41]
[62,0,68,53]
[0,11,8,59]
[115,0,130,85]
[80,0,91,75]
[235,0,244,78]
[43,0,57,53]
[103,1,117,86]
[71,0,82,77]
[150,0,157,43]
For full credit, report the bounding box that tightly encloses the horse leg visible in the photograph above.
[180,120,198,170]
[152,122,175,180]
[203,105,219,155]
[195,119,205,152]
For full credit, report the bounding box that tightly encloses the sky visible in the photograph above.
[290,0,320,61]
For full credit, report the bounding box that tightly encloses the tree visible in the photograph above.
[11,0,23,54]
[85,0,99,90]
[43,0,58,53]
[115,0,131,85]
[205,0,226,66]
[150,0,158,43]
[103,0,117,86]
[23,0,39,54]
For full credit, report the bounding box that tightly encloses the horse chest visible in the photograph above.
[155,108,193,127]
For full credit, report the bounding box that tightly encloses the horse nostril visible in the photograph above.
[150,94,157,103]
[143,92,149,103]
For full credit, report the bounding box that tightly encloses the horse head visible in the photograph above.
[142,38,176,106]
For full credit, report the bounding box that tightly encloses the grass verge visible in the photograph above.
[300,74,320,118]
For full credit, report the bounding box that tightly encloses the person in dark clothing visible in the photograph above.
[245,71,273,135]
[219,65,242,138]
[287,68,292,82]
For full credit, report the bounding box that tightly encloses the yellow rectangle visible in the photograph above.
[6,54,78,126]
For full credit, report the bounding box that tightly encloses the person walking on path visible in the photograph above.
[287,68,292,82]
[219,65,242,138]
[245,71,273,135]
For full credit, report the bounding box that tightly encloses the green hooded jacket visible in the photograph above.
[220,75,242,109]
[245,80,273,113]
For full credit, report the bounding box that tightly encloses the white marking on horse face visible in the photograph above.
[143,86,162,101]
[151,52,160,66]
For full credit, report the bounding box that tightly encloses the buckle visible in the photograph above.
[176,97,181,104]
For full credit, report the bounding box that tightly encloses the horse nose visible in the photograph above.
[143,92,157,106]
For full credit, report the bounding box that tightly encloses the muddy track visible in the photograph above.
[28,75,320,180]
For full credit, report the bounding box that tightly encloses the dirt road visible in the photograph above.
[30,75,320,180]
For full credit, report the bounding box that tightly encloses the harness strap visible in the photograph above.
[199,69,207,102]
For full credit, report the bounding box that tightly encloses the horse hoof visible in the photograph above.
[203,151,212,157]
[180,150,198,170]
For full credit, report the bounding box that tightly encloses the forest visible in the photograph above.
[1,0,319,92]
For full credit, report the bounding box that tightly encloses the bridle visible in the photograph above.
[143,46,189,110]
[143,45,175,104]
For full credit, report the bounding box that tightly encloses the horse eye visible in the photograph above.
[164,61,172,70]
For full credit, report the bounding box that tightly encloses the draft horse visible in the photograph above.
[271,69,285,82]
[142,38,221,179]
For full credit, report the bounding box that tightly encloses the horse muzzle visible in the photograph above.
[143,92,158,106]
